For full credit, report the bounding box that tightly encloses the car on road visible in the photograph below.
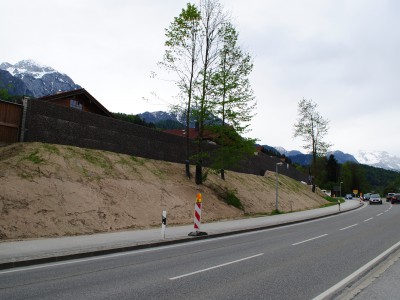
[387,193,395,202]
[363,193,372,201]
[345,194,353,199]
[369,193,382,205]
[391,193,400,204]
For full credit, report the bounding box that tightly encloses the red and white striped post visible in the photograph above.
[188,193,208,236]
[194,193,202,230]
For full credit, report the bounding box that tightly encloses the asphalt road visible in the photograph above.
[1,202,399,300]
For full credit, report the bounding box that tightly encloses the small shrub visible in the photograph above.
[225,190,244,210]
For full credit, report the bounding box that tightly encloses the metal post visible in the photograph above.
[276,162,283,211]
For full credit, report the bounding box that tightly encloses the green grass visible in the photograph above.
[270,209,284,215]
[130,156,145,165]
[24,149,44,164]
[324,196,344,203]
[319,196,344,208]
[42,143,60,154]
[82,150,111,170]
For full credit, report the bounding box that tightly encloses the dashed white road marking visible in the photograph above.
[292,234,328,246]
[169,253,264,280]
[340,224,358,231]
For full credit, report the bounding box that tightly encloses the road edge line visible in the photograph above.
[312,240,400,300]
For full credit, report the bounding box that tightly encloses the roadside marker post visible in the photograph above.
[188,193,208,236]
[161,210,167,239]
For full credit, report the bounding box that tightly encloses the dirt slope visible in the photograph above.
[0,143,328,241]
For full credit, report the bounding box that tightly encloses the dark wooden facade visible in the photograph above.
[39,89,113,117]
[0,100,22,144]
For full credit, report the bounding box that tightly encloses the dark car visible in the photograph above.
[345,194,353,199]
[363,193,371,201]
[387,193,395,202]
[391,194,400,204]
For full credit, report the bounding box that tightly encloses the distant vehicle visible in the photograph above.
[363,193,372,201]
[345,194,353,199]
[391,194,400,204]
[387,193,395,202]
[369,194,382,205]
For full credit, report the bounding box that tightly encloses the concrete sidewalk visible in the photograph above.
[0,199,363,270]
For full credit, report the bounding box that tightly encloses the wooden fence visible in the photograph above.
[0,100,22,144]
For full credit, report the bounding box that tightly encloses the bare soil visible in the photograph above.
[0,142,328,241]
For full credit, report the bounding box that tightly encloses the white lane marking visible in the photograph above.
[169,253,264,280]
[340,224,358,231]
[313,240,400,300]
[292,234,328,246]
[364,217,374,222]
[377,213,383,216]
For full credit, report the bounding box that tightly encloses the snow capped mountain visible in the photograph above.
[355,150,400,171]
[0,69,34,96]
[0,59,81,98]
[274,146,287,155]
[1,59,56,79]
[274,146,399,171]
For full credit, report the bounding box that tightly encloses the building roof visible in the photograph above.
[39,88,113,117]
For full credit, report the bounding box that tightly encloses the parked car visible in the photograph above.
[369,193,382,205]
[387,193,395,202]
[391,193,400,204]
[345,194,353,199]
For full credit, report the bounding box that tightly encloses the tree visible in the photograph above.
[293,98,332,191]
[326,154,339,183]
[208,22,256,177]
[160,3,202,176]
[192,0,226,184]
[161,0,256,184]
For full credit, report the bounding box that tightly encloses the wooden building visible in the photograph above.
[39,88,113,117]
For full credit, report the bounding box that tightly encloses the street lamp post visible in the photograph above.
[276,162,283,211]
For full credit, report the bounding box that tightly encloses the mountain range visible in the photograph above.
[273,146,400,171]
[0,59,81,98]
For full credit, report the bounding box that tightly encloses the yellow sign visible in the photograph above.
[353,190,358,195]
[196,193,202,203]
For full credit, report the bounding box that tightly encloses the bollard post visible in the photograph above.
[188,193,207,236]
[161,210,167,239]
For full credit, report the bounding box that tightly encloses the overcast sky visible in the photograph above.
[1,0,399,157]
